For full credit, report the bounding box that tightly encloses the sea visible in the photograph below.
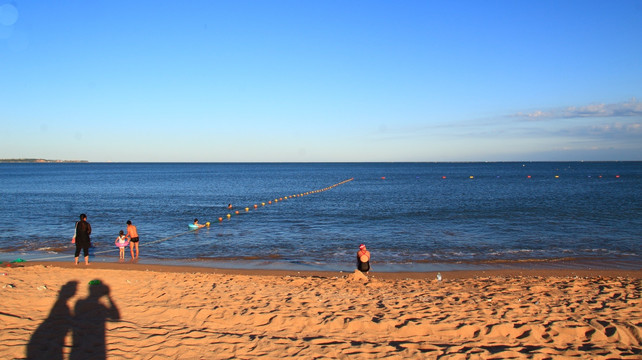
[1,162,640,271]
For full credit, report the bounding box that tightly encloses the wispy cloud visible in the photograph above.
[558,122,642,139]
[374,99,642,144]
[512,98,642,120]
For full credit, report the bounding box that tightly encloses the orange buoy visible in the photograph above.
[218,217,223,222]
[235,210,239,214]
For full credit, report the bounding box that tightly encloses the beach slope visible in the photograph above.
[1,263,640,359]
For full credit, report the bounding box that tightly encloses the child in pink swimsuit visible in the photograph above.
[115,230,129,259]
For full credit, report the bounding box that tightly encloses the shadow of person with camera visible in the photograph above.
[69,280,120,360]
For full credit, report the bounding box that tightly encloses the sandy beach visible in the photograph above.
[1,262,640,359]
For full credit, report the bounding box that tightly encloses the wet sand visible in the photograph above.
[1,262,640,359]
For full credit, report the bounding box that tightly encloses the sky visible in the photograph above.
[1,1,641,162]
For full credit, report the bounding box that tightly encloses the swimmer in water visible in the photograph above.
[193,218,206,229]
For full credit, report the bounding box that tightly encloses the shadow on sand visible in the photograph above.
[26,281,77,360]
[27,279,120,360]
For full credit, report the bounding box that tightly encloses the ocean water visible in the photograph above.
[1,162,640,271]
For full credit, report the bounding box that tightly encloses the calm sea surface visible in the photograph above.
[1,162,640,271]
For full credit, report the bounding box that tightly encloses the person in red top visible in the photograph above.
[357,244,371,274]
[125,220,140,259]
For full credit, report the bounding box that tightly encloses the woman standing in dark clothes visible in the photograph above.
[74,214,91,265]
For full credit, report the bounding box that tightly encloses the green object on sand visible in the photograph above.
[89,279,101,285]
[11,258,26,263]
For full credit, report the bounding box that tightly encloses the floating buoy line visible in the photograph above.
[197,177,354,227]
[410,175,623,180]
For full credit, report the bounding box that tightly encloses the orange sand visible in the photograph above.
[1,263,640,359]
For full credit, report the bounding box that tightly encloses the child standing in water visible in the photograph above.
[115,230,129,260]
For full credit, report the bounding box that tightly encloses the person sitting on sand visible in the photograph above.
[357,244,371,274]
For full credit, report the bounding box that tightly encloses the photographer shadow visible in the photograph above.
[26,280,120,360]
[69,280,120,360]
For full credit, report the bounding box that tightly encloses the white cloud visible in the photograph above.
[513,98,642,120]
[563,122,642,139]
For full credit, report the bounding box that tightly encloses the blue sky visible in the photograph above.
[1,1,641,162]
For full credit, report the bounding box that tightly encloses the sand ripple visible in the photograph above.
[1,266,640,359]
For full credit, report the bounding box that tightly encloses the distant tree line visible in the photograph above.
[0,159,88,163]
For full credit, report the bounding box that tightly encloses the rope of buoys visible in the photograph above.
[211,178,354,224]
[435,175,623,179]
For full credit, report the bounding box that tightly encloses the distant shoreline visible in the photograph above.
[0,158,88,163]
